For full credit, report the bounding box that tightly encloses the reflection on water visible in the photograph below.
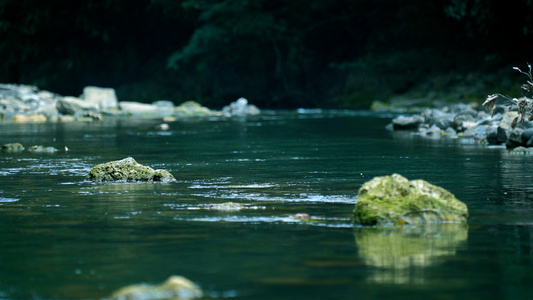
[354,224,468,284]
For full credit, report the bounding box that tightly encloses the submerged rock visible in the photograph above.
[1,143,25,153]
[509,146,533,154]
[208,202,247,211]
[11,114,47,122]
[27,145,59,153]
[86,157,176,182]
[174,100,220,117]
[155,123,170,131]
[110,275,203,300]
[1,143,62,154]
[354,174,468,226]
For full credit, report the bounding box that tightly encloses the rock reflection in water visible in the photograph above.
[354,223,468,284]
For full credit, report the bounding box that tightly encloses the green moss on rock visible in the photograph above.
[354,173,468,226]
[1,143,25,153]
[110,275,203,300]
[86,157,176,182]
[174,101,221,117]
[27,145,59,153]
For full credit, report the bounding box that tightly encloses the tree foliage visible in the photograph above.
[444,0,533,37]
[0,0,532,108]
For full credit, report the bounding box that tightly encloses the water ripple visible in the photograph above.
[0,197,19,203]
[173,215,353,228]
[192,190,356,204]
[0,157,92,176]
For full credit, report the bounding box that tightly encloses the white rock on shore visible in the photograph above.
[0,83,262,121]
[56,96,99,115]
[222,97,261,117]
[118,101,161,116]
[83,86,119,111]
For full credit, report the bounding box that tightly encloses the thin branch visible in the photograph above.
[513,63,533,82]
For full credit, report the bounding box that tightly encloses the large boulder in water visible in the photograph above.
[86,157,176,182]
[354,174,468,226]
[109,275,203,300]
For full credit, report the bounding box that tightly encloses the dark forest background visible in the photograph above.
[1,0,532,109]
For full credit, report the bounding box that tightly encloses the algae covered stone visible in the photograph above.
[174,100,221,117]
[1,143,25,153]
[86,157,176,182]
[110,275,203,300]
[354,173,468,225]
[27,145,59,153]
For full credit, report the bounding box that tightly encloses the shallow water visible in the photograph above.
[1,111,533,299]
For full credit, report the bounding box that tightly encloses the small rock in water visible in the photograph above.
[86,157,176,182]
[1,143,25,153]
[109,275,203,300]
[292,213,311,219]
[27,145,59,153]
[174,100,220,117]
[208,202,246,211]
[156,123,169,130]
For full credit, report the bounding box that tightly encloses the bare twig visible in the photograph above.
[483,64,533,129]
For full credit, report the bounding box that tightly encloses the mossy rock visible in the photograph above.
[110,275,203,300]
[354,173,468,226]
[174,100,221,117]
[86,157,176,182]
[27,145,59,153]
[1,143,25,153]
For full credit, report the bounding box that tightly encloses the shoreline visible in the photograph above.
[0,84,261,123]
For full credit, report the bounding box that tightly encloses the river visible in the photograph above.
[1,110,532,299]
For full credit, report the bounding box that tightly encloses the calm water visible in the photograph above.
[1,111,533,299]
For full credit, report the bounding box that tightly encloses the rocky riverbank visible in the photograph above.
[385,100,533,151]
[0,84,260,122]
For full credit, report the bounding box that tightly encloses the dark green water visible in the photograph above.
[1,111,533,299]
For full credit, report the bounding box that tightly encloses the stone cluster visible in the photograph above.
[388,102,533,149]
[1,143,59,153]
[0,84,261,122]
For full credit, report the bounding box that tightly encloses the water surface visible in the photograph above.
[1,111,533,299]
